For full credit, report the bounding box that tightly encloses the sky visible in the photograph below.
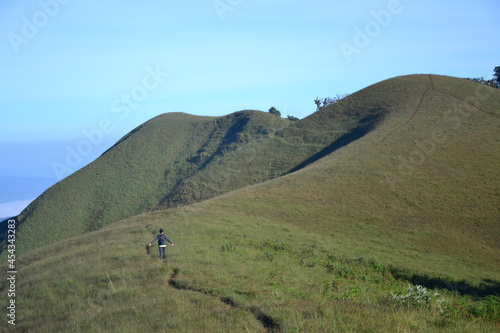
[1,0,499,217]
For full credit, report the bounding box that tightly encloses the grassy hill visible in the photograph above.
[13,74,434,253]
[2,74,499,332]
[12,110,291,252]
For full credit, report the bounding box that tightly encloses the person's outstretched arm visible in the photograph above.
[148,235,159,247]
[165,235,174,246]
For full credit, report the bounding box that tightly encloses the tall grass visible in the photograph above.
[3,206,498,332]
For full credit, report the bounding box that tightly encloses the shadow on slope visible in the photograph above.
[288,112,385,174]
[389,268,500,298]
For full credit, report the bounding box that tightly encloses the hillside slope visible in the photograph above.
[14,111,291,252]
[11,74,420,253]
[11,74,500,255]
[4,75,499,332]
[155,74,432,209]
[213,74,500,278]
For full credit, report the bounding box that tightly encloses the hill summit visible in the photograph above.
[11,74,500,256]
[3,74,500,332]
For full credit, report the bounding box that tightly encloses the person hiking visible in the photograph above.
[148,229,174,261]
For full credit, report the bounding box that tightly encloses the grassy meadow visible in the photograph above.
[1,74,499,331]
[4,204,498,332]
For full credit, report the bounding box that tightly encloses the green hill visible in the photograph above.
[14,74,437,253]
[2,74,499,332]
[13,110,291,252]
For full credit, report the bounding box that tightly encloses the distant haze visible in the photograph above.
[0,176,58,218]
[0,199,33,220]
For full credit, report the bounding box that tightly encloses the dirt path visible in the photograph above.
[168,268,282,332]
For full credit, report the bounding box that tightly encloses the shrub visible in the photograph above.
[220,243,236,252]
[314,94,350,111]
[268,107,281,117]
[392,284,446,314]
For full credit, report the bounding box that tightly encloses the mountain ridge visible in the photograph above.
[13,110,291,252]
[2,74,499,332]
[9,74,500,258]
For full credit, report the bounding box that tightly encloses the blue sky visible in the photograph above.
[1,0,499,217]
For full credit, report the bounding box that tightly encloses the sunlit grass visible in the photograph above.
[2,75,499,331]
[4,203,498,332]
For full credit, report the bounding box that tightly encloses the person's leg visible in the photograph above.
[160,247,166,260]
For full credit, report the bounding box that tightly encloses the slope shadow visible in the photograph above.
[197,114,252,170]
[390,268,500,297]
[288,112,385,174]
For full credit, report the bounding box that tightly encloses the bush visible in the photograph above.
[314,94,350,111]
[268,107,281,117]
[391,284,446,314]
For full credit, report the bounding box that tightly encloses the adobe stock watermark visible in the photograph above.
[340,0,408,64]
[7,0,72,54]
[213,0,243,21]
[51,65,167,180]
[6,219,17,326]
[384,82,494,191]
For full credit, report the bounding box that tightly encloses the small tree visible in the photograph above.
[465,66,500,89]
[268,107,281,117]
[287,115,299,121]
[464,77,497,88]
[493,66,500,88]
[314,94,350,112]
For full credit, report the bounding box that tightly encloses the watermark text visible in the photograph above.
[340,0,406,63]
[7,0,72,53]
[6,219,17,326]
[51,65,167,179]
[213,0,243,21]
